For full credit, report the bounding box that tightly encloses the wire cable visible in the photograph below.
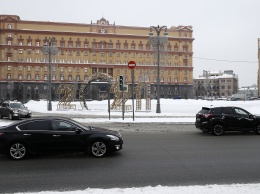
[193,56,257,64]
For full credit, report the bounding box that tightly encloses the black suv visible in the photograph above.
[0,101,32,120]
[195,106,260,136]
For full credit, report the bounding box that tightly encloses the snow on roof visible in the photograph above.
[195,73,236,80]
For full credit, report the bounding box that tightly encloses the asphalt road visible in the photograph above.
[1,124,260,193]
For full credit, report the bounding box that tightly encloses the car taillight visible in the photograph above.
[204,114,213,118]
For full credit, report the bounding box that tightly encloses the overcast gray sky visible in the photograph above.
[1,0,259,87]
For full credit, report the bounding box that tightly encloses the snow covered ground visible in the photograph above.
[2,99,260,194]
[14,184,260,194]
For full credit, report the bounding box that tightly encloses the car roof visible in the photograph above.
[202,106,245,110]
[10,116,74,126]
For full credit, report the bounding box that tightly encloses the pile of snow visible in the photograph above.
[25,99,260,117]
[15,184,260,194]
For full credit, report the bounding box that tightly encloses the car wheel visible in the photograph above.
[255,124,260,135]
[212,124,225,136]
[9,113,13,120]
[90,140,107,157]
[8,142,27,160]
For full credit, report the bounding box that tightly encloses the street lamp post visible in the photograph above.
[42,37,58,111]
[149,25,168,113]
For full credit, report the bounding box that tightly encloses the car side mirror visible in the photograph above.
[74,128,82,134]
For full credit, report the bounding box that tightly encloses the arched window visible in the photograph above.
[35,74,39,80]
[84,75,88,81]
[146,76,150,82]
[76,75,80,81]
[68,75,72,81]
[52,75,56,80]
[153,76,157,82]
[184,77,188,83]
[160,76,164,82]
[167,76,171,83]
[18,74,22,80]
[139,76,143,82]
[60,74,64,81]
[7,73,11,80]
[27,74,31,80]
[174,77,178,83]
[44,74,47,80]
[8,24,12,29]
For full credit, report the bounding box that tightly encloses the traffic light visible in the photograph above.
[119,75,124,91]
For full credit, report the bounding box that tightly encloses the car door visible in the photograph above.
[221,107,238,130]
[18,120,54,151]
[233,107,255,130]
[50,119,86,151]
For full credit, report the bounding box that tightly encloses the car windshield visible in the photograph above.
[198,107,210,114]
[9,103,25,108]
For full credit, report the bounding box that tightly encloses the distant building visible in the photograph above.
[193,70,238,99]
[258,38,260,96]
[235,85,258,99]
[0,15,194,102]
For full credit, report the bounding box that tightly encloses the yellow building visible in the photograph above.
[0,14,194,101]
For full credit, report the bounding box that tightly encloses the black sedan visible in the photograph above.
[0,117,123,160]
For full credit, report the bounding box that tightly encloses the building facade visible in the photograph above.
[193,70,239,99]
[257,38,260,96]
[0,15,194,102]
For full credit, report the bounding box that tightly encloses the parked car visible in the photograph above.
[230,97,242,101]
[195,106,260,136]
[173,96,182,100]
[0,101,32,120]
[0,117,123,160]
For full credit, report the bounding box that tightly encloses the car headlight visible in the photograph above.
[117,132,122,138]
[107,135,119,141]
[13,110,19,113]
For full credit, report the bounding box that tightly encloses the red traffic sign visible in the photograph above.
[128,61,136,70]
